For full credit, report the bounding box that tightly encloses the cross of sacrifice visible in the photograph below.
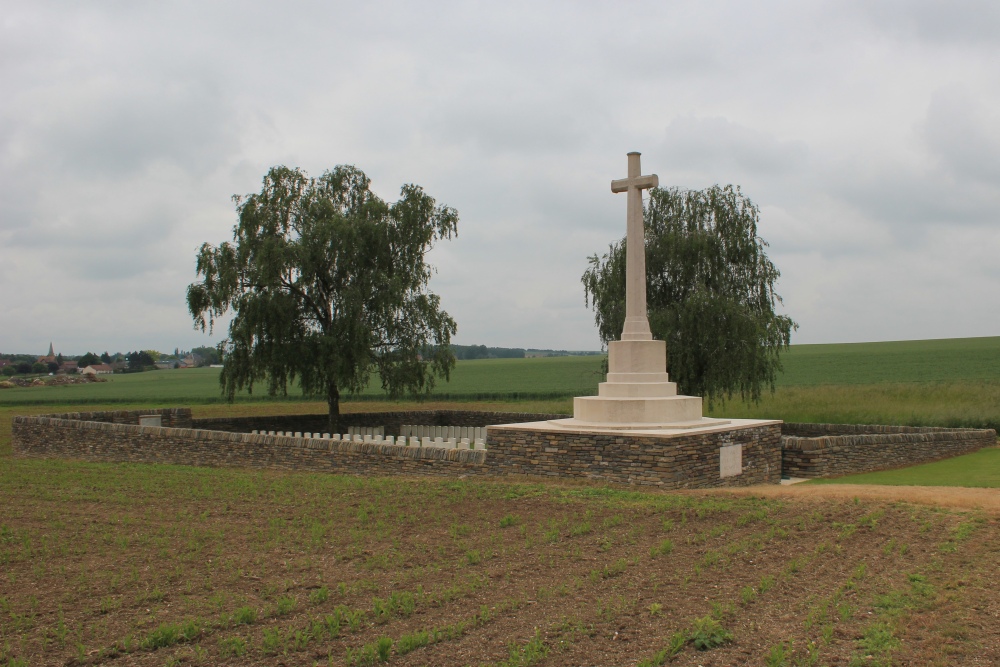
[611,151,658,341]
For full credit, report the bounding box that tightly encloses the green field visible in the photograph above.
[2,336,999,431]
[775,336,1000,385]
[0,356,607,406]
[3,335,999,405]
[804,446,1000,488]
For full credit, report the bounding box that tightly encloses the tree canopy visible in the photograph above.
[582,185,797,404]
[78,352,101,368]
[187,165,458,427]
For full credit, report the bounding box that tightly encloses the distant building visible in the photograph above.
[37,342,57,365]
[59,361,78,374]
[80,364,113,375]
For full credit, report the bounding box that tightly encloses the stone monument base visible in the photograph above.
[486,418,783,488]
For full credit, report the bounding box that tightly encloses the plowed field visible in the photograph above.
[1,458,998,666]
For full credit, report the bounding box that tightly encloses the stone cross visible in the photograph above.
[611,151,658,341]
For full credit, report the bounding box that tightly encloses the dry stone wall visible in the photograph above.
[12,417,485,477]
[780,423,996,478]
[12,410,996,484]
[485,424,782,488]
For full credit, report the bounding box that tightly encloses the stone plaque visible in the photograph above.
[720,444,742,478]
[138,415,162,427]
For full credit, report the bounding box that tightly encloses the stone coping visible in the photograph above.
[781,422,996,452]
[491,417,782,439]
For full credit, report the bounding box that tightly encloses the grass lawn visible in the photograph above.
[805,446,1000,488]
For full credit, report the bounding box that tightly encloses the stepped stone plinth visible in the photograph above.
[489,152,778,490]
[551,152,725,431]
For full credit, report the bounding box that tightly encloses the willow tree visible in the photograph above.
[582,185,796,404]
[187,165,458,429]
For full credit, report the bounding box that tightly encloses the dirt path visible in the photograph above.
[705,482,1000,512]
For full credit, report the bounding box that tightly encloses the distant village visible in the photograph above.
[0,344,222,378]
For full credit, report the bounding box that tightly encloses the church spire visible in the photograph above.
[48,342,54,357]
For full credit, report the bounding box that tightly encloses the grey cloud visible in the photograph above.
[854,0,1000,46]
[660,116,809,177]
[921,87,1000,184]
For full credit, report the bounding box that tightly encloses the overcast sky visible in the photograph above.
[3,1,999,355]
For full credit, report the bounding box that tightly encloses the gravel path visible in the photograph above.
[704,482,1000,512]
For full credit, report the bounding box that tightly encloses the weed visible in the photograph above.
[231,605,256,625]
[759,574,776,594]
[309,586,329,605]
[449,523,471,539]
[346,640,382,666]
[701,549,722,568]
[689,616,733,650]
[261,627,286,655]
[590,558,628,583]
[741,586,757,604]
[396,629,432,655]
[569,521,591,537]
[765,640,792,667]
[857,621,900,656]
[219,635,246,657]
[373,591,416,623]
[649,538,674,558]
[275,594,296,615]
[142,619,201,650]
[465,549,482,565]
[499,514,518,528]
[375,636,392,661]
[648,602,662,617]
[710,601,735,620]
[499,629,547,667]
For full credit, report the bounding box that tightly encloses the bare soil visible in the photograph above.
[1,458,998,667]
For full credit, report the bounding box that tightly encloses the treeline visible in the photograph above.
[451,345,526,360]
[423,345,603,360]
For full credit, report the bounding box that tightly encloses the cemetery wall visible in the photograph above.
[780,423,996,478]
[21,408,194,428]
[485,424,782,488]
[11,417,485,476]
[193,410,566,436]
[12,410,996,484]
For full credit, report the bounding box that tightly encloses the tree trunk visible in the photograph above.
[327,382,340,433]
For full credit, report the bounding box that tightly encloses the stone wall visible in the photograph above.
[12,417,486,477]
[28,408,194,428]
[485,424,782,489]
[780,423,997,478]
[12,410,995,485]
[193,410,566,437]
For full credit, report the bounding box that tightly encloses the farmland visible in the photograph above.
[1,457,998,666]
[3,336,999,431]
[1,337,999,665]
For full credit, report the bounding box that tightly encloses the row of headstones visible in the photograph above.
[249,426,486,450]
[400,425,488,441]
